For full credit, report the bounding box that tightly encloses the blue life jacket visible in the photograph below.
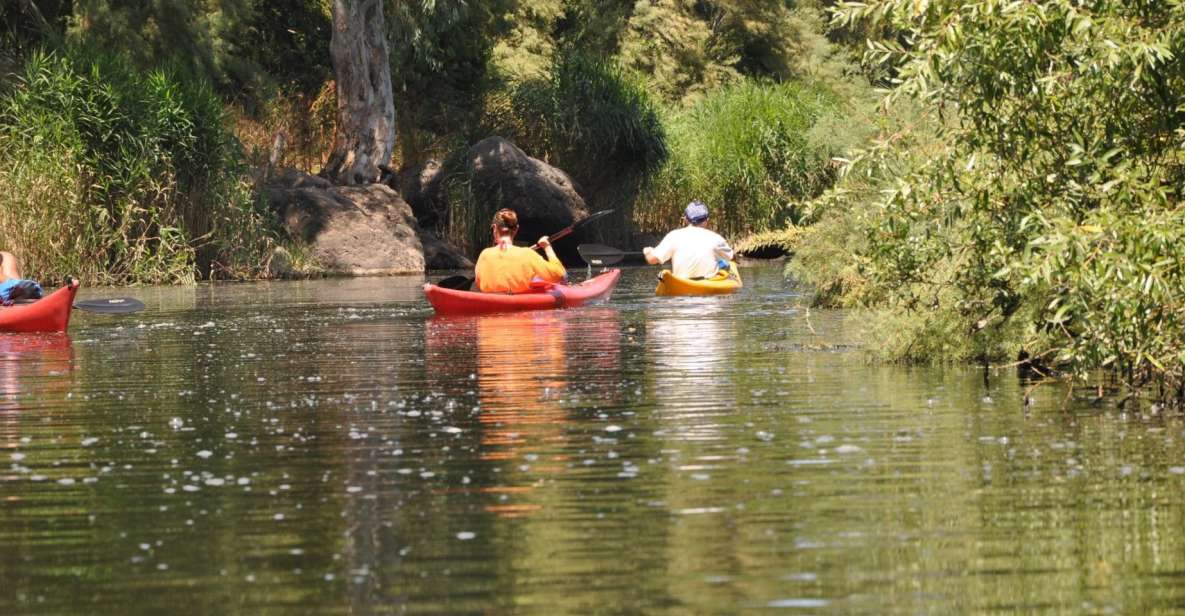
[0,279,44,305]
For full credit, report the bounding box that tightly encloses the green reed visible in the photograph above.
[636,81,853,240]
[0,47,273,285]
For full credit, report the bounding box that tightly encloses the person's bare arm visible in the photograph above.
[0,251,21,280]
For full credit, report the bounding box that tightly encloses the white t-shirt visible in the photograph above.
[650,225,735,279]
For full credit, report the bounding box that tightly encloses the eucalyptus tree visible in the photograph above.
[322,0,395,185]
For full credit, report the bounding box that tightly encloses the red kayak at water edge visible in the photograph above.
[0,280,79,333]
[424,269,621,315]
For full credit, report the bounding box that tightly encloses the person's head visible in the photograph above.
[491,208,519,242]
[684,201,710,226]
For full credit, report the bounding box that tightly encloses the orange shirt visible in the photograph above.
[474,245,566,293]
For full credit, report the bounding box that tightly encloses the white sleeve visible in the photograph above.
[651,231,677,264]
[715,234,734,260]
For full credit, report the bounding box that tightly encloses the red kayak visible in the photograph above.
[0,280,79,333]
[424,269,621,315]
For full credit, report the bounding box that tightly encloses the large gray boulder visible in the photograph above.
[419,229,473,270]
[394,159,447,228]
[264,169,471,275]
[467,137,589,251]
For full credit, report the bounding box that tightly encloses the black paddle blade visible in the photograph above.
[74,297,146,315]
[435,275,474,291]
[577,243,625,266]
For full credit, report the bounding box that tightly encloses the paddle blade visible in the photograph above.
[74,297,145,314]
[578,244,625,266]
[435,275,474,290]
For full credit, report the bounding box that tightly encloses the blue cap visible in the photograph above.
[684,201,709,224]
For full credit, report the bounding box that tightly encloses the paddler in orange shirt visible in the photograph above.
[474,209,567,293]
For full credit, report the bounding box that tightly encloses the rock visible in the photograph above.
[267,246,296,278]
[274,168,332,190]
[265,169,467,276]
[419,229,474,270]
[467,137,589,252]
[396,159,447,228]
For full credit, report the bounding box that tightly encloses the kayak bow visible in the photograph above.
[0,280,80,333]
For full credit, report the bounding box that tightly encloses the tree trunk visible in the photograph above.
[323,0,396,185]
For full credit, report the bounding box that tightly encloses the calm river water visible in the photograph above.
[3,264,1185,614]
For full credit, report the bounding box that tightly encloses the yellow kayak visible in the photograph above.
[655,263,742,296]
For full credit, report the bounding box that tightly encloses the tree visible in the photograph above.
[824,0,1185,399]
[322,0,395,185]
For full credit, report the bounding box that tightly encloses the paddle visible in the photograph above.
[577,244,643,267]
[433,209,616,291]
[528,208,614,249]
[74,297,146,314]
[11,296,146,314]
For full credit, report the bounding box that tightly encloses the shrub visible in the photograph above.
[488,51,668,182]
[0,48,273,284]
[817,0,1185,402]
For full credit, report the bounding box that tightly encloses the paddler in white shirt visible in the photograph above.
[642,201,735,279]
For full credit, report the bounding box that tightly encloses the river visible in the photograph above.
[3,264,1185,614]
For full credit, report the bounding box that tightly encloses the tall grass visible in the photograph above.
[0,48,274,284]
[636,81,860,239]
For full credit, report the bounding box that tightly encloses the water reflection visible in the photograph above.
[0,334,74,409]
[476,311,569,456]
[646,299,737,442]
[426,308,624,518]
[1,334,74,482]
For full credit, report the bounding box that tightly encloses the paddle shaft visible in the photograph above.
[577,244,643,266]
[529,209,613,250]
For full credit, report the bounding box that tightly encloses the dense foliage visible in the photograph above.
[0,48,273,284]
[58,0,333,103]
[388,0,509,163]
[793,0,1185,401]
[476,0,872,240]
[503,53,668,178]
